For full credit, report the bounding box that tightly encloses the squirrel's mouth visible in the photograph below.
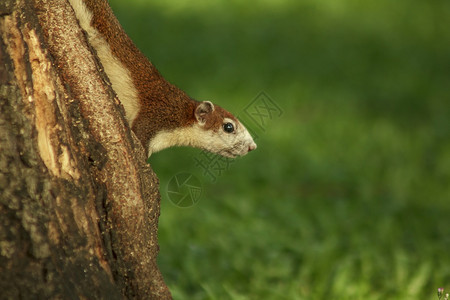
[219,143,256,158]
[220,151,239,159]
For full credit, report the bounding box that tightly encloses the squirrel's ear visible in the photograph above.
[195,101,215,124]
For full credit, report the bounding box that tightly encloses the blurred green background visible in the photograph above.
[110,0,449,299]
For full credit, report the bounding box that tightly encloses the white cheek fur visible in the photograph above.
[147,121,256,158]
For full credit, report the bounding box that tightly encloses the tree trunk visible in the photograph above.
[0,0,171,298]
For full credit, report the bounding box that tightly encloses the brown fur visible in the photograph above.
[203,106,238,131]
[81,0,234,152]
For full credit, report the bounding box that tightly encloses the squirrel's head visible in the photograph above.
[147,101,257,158]
[194,101,257,158]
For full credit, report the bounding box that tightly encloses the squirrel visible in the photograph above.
[68,0,257,158]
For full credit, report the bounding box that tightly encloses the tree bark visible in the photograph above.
[0,0,171,298]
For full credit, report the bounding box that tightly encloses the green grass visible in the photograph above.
[110,0,450,298]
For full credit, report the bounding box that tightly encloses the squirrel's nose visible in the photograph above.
[248,143,257,152]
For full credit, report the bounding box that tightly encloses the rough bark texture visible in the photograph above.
[0,0,171,298]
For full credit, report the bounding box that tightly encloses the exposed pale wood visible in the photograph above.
[0,0,170,298]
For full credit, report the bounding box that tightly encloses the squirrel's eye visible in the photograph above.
[223,122,234,133]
